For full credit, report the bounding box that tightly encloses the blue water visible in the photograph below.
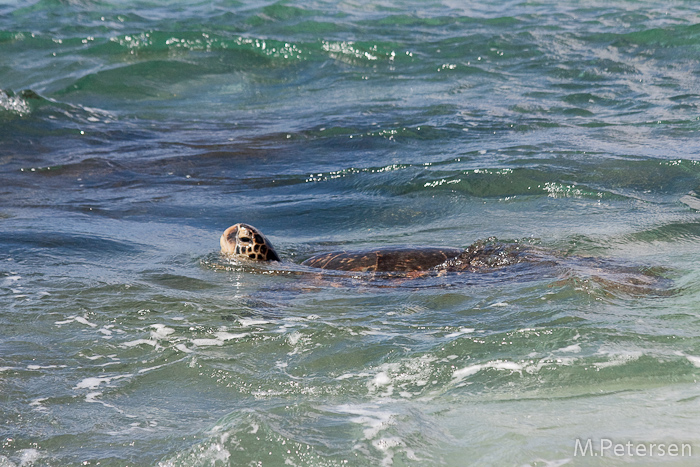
[3,1,700,465]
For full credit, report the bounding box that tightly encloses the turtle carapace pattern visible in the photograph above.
[220,223,281,262]
[220,224,528,273]
[301,247,464,272]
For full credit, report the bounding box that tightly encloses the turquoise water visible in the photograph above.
[3,1,700,465]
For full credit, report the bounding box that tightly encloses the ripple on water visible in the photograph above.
[3,0,700,465]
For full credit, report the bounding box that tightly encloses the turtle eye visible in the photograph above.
[239,236,251,243]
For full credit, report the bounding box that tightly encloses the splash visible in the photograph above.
[0,90,30,116]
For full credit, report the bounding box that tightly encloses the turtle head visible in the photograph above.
[220,223,281,262]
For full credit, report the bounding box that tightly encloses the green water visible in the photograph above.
[2,1,700,465]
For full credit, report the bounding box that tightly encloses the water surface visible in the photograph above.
[3,1,700,465]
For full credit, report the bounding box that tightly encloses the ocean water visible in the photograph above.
[3,0,700,465]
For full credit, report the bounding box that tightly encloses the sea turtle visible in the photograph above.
[220,223,281,262]
[220,223,540,273]
[218,223,673,295]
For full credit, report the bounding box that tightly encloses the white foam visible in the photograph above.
[138,363,170,374]
[120,339,157,348]
[84,391,123,413]
[97,361,120,368]
[27,364,67,371]
[452,364,483,380]
[191,338,222,347]
[452,360,524,382]
[74,316,97,328]
[367,356,441,398]
[0,92,30,115]
[175,343,192,353]
[360,329,397,337]
[29,398,48,413]
[680,194,700,210]
[157,431,232,467]
[54,315,97,327]
[17,449,42,467]
[593,350,642,369]
[84,391,102,401]
[372,435,421,465]
[557,344,581,353]
[367,368,396,397]
[685,355,700,367]
[335,404,395,439]
[491,361,523,371]
[192,332,248,347]
[286,330,307,355]
[216,332,247,341]
[444,327,475,338]
[105,422,156,436]
[74,373,132,390]
[371,372,392,388]
[75,377,110,390]
[150,324,175,339]
[238,318,270,327]
[373,435,404,449]
[336,372,372,380]
[335,404,413,466]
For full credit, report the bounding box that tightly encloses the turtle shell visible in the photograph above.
[301,247,462,272]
